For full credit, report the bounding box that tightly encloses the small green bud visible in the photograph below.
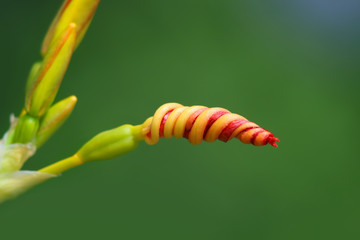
[36,96,77,147]
[77,125,141,162]
[41,0,100,56]
[25,23,76,117]
[11,115,39,144]
[25,61,42,97]
[5,129,15,145]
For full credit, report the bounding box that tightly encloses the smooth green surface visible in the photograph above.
[0,0,359,239]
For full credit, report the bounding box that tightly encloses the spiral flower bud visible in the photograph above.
[141,103,279,147]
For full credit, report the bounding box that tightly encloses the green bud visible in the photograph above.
[36,96,77,147]
[77,125,141,162]
[5,129,15,145]
[25,23,76,117]
[25,61,42,97]
[11,115,39,144]
[41,0,100,56]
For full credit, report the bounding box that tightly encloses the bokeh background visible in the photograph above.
[1,0,359,239]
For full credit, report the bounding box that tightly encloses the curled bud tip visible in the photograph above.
[268,136,280,147]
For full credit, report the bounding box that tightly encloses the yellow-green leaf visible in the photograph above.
[0,171,55,204]
[0,142,35,173]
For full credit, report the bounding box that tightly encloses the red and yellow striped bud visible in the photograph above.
[41,0,100,56]
[25,23,76,117]
[141,103,280,147]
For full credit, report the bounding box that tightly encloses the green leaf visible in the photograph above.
[0,171,55,204]
[0,142,35,173]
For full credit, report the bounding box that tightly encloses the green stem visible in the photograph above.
[38,124,144,174]
[38,155,83,175]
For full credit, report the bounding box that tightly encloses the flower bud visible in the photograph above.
[11,115,39,144]
[25,24,76,117]
[76,125,142,162]
[41,0,100,56]
[25,61,42,97]
[36,96,77,147]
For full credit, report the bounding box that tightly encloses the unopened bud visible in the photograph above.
[36,96,77,147]
[25,61,42,97]
[11,115,39,144]
[25,24,76,117]
[41,0,100,56]
[76,125,142,162]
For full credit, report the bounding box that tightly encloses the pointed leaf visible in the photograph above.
[0,142,35,173]
[0,171,55,204]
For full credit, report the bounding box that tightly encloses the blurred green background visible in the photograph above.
[1,0,359,239]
